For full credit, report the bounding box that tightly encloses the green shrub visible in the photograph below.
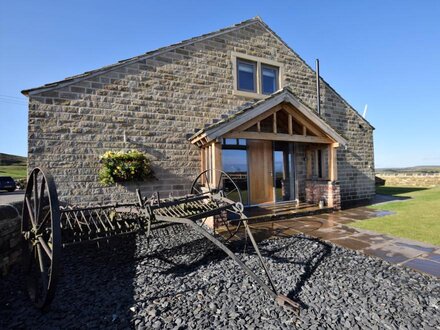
[98,150,154,186]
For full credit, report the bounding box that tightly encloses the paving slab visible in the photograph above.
[403,259,440,277]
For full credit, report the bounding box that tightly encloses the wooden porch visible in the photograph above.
[190,89,347,210]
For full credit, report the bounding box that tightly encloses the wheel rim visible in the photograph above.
[190,169,243,240]
[190,169,243,205]
[21,168,61,309]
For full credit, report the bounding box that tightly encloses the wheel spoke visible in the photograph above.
[36,245,48,290]
[204,172,211,192]
[33,173,38,223]
[216,172,223,192]
[37,177,46,222]
[38,236,53,260]
[225,187,237,197]
[192,184,202,195]
[37,210,51,232]
[25,196,37,228]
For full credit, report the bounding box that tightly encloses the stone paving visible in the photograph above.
[245,207,440,278]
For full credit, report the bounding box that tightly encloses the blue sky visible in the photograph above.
[1,0,439,168]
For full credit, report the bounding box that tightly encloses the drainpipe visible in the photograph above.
[315,59,321,116]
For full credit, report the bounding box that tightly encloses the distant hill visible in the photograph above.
[376,166,440,174]
[0,153,27,166]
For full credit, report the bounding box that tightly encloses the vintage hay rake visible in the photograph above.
[21,167,299,312]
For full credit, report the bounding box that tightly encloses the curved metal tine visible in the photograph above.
[101,210,115,231]
[204,172,212,192]
[200,217,209,227]
[25,196,38,229]
[36,244,49,291]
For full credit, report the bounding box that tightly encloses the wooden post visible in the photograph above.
[328,144,338,181]
[306,150,313,179]
[288,114,293,135]
[200,147,206,184]
[212,142,222,186]
[273,112,277,134]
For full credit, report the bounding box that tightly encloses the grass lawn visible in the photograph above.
[351,185,440,246]
[0,165,27,179]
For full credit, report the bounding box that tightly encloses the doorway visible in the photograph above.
[273,141,296,202]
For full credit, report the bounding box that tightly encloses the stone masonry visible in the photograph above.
[0,203,22,275]
[24,18,375,206]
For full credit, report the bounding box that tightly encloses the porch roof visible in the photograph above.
[189,87,348,147]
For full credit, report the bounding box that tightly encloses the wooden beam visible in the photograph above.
[273,112,277,134]
[288,114,293,135]
[227,104,283,133]
[281,103,323,137]
[224,131,333,144]
[257,121,261,132]
[303,125,307,136]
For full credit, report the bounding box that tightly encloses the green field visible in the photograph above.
[351,186,440,246]
[0,165,27,179]
[0,152,27,179]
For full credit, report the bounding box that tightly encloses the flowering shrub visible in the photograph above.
[98,150,153,186]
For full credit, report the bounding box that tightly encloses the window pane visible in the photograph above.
[237,61,256,92]
[224,138,236,145]
[262,66,278,94]
[222,149,248,204]
[238,139,246,146]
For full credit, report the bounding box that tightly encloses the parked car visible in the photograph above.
[0,176,17,192]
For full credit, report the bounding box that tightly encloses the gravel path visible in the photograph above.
[1,223,439,329]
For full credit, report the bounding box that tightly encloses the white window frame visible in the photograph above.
[231,51,283,99]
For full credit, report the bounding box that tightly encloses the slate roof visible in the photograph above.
[21,16,373,129]
[21,17,263,95]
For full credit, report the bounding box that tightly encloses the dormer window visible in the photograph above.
[237,60,257,92]
[232,52,283,98]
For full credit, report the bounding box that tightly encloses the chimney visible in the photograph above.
[316,59,321,115]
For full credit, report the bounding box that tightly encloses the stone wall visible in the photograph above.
[305,180,341,210]
[27,19,375,206]
[0,203,22,276]
[376,173,440,187]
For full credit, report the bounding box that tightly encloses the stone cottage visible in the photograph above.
[22,17,375,209]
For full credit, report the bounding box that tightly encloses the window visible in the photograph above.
[223,138,247,148]
[222,139,248,204]
[262,65,278,94]
[237,60,256,92]
[232,52,282,97]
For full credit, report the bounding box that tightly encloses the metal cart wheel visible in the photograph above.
[21,168,61,309]
[190,169,244,239]
[190,169,243,205]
